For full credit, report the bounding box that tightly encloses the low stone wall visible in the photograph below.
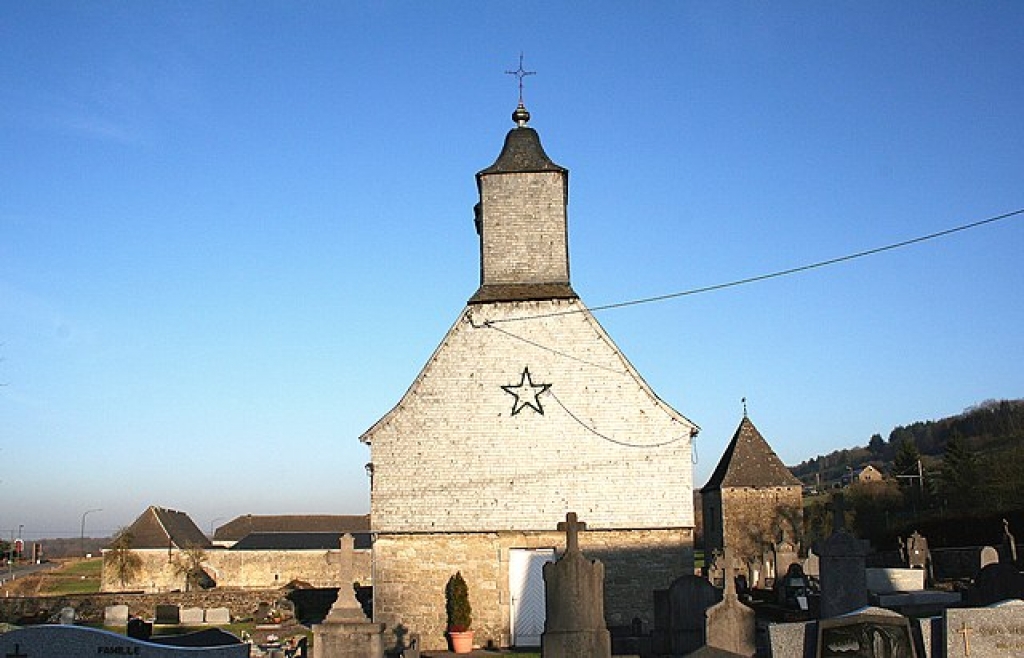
[101,548,372,593]
[0,589,297,626]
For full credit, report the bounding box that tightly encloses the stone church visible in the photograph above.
[701,415,803,579]
[360,102,698,651]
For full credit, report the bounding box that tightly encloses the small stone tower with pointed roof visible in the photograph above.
[360,101,697,651]
[701,416,803,568]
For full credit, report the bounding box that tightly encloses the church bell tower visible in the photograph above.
[470,102,577,304]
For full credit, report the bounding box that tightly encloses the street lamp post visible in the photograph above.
[80,509,102,558]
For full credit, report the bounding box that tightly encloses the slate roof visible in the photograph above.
[229,532,373,551]
[213,514,370,542]
[701,417,801,492]
[120,506,212,550]
[468,282,577,305]
[476,125,566,177]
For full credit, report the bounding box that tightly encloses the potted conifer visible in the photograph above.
[445,571,474,653]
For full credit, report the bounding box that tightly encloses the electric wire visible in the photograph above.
[487,207,1024,325]
[545,388,691,449]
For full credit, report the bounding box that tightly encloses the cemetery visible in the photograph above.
[4,63,1024,658]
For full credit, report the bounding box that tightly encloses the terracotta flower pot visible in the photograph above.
[449,630,474,654]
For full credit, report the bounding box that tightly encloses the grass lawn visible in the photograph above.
[38,558,103,595]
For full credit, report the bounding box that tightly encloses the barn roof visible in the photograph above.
[119,506,211,550]
[213,514,370,542]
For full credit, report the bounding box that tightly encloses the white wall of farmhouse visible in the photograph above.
[364,297,695,533]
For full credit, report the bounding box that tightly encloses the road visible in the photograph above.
[0,560,58,586]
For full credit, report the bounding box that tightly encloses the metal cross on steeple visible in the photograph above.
[505,52,536,105]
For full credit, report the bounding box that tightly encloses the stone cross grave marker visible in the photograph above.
[541,512,611,658]
[557,511,586,553]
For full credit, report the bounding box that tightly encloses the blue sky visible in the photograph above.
[2,3,1022,542]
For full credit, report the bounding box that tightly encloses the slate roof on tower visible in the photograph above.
[701,416,800,491]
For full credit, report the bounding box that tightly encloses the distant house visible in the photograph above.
[854,464,884,484]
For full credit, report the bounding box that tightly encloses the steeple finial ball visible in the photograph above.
[512,102,530,127]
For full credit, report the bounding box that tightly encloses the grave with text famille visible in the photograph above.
[0,624,248,658]
[541,512,612,658]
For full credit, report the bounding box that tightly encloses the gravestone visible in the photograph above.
[866,568,925,593]
[907,531,929,569]
[58,606,76,625]
[180,606,205,625]
[667,575,723,654]
[206,607,231,624]
[946,600,1024,657]
[967,561,1024,606]
[706,549,726,587]
[768,607,916,658]
[774,538,799,581]
[312,533,385,658]
[703,548,756,657]
[979,545,999,570]
[156,604,181,625]
[817,607,916,658]
[768,619,816,658]
[0,625,248,658]
[104,604,130,626]
[541,512,612,658]
[813,494,870,618]
[778,563,813,611]
[128,616,153,640]
[804,548,820,579]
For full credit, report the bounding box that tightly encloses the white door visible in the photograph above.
[509,548,556,647]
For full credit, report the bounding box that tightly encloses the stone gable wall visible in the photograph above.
[372,528,693,651]
[367,298,695,533]
[101,549,371,593]
[479,171,568,286]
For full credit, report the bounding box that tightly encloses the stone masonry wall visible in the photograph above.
[373,528,693,652]
[480,171,568,286]
[101,549,371,593]
[719,485,803,564]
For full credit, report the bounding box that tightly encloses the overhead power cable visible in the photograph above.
[487,207,1024,325]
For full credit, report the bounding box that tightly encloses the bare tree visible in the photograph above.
[106,527,142,589]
